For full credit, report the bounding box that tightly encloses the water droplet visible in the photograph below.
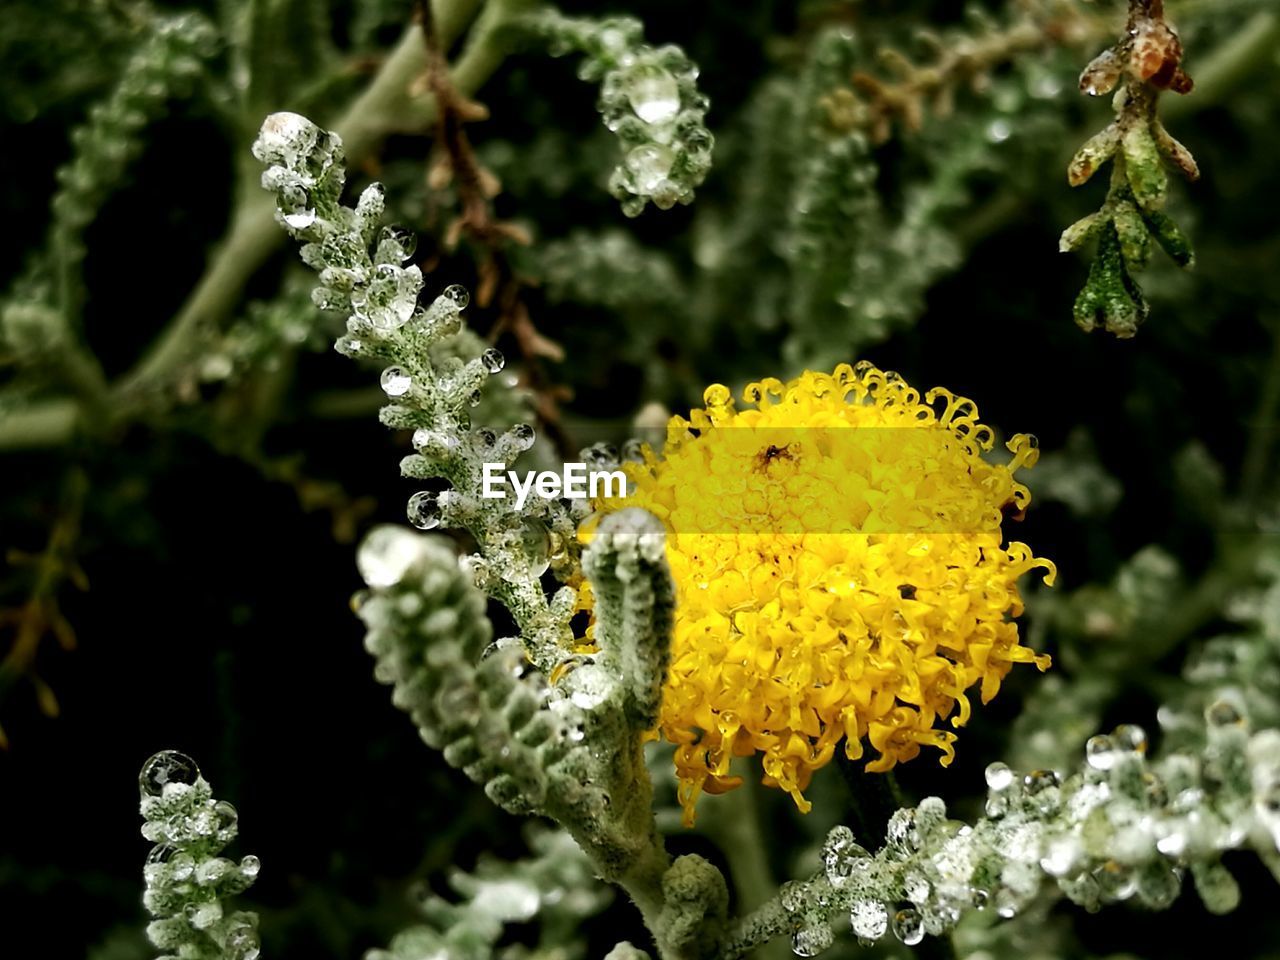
[240,854,261,879]
[353,264,422,331]
[1206,699,1243,727]
[791,925,833,957]
[822,826,870,887]
[985,761,1014,790]
[849,899,888,940]
[516,517,551,577]
[626,143,675,194]
[624,63,681,124]
[510,423,536,451]
[356,525,426,588]
[1086,734,1119,770]
[407,491,440,530]
[1112,723,1148,753]
[146,844,175,866]
[214,800,239,836]
[140,751,201,797]
[378,226,418,263]
[380,366,412,397]
[442,284,470,309]
[482,348,505,373]
[892,907,924,945]
[987,119,1012,143]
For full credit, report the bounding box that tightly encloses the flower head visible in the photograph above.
[599,363,1055,824]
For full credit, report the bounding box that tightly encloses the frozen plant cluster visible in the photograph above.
[729,710,1280,958]
[525,11,714,216]
[137,751,261,960]
[252,110,582,668]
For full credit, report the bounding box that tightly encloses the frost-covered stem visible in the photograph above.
[583,508,674,728]
[721,895,790,960]
[118,0,494,399]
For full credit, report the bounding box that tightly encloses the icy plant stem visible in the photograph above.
[123,0,489,395]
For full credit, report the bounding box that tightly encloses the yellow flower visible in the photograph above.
[597,363,1055,825]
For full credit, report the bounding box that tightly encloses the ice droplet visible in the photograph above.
[510,423,536,451]
[791,924,833,957]
[441,284,470,310]
[985,761,1014,790]
[407,491,441,530]
[626,144,675,194]
[140,751,201,797]
[357,525,426,588]
[892,908,925,945]
[380,366,412,397]
[822,826,870,888]
[240,854,261,879]
[624,63,681,124]
[482,348,505,374]
[849,899,888,940]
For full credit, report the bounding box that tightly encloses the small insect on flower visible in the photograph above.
[592,363,1056,824]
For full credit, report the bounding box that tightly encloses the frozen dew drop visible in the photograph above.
[1206,698,1243,727]
[892,908,925,946]
[624,63,681,124]
[510,423,536,451]
[482,348,506,374]
[1086,734,1119,770]
[985,761,1014,790]
[822,826,870,888]
[214,800,239,835]
[240,854,262,879]
[791,925,833,958]
[849,899,888,940]
[146,844,175,866]
[1113,723,1147,753]
[140,751,201,797]
[378,225,417,263]
[407,491,441,530]
[357,525,427,588]
[987,118,1012,143]
[380,365,412,397]
[626,143,675,194]
[518,518,552,578]
[442,284,470,310]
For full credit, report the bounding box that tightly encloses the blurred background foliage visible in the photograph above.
[1,0,1279,957]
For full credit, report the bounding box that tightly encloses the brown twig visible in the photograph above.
[0,469,89,745]
[824,0,1102,143]
[414,0,575,458]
